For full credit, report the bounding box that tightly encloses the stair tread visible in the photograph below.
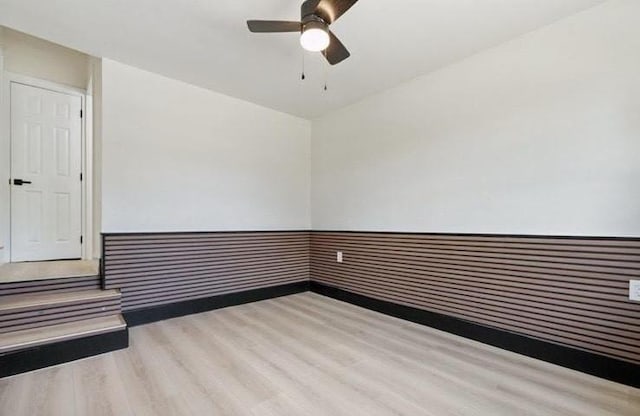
[0,260,99,283]
[0,314,126,354]
[0,289,120,313]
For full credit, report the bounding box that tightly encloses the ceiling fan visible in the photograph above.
[247,0,359,65]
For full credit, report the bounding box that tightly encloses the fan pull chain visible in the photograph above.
[323,50,328,91]
[301,52,306,80]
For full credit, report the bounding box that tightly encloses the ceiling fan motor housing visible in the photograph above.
[301,0,322,20]
[302,16,328,34]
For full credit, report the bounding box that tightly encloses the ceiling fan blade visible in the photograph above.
[324,31,350,65]
[247,20,301,33]
[314,0,359,23]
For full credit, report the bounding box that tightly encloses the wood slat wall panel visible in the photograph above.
[310,232,640,364]
[103,232,310,311]
[0,276,101,296]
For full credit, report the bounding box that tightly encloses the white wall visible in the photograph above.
[311,0,640,237]
[0,26,89,89]
[101,59,311,232]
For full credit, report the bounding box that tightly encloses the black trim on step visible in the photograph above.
[123,281,310,327]
[310,281,640,388]
[0,328,129,378]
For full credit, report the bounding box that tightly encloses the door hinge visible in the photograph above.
[80,109,83,118]
[80,235,83,244]
[80,172,83,181]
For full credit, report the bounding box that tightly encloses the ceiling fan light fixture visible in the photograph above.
[247,0,356,65]
[300,21,330,52]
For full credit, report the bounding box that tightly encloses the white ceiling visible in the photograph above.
[0,0,605,119]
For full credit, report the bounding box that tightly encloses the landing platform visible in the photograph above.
[0,260,99,283]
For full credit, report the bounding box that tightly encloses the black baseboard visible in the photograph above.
[0,328,129,378]
[310,281,640,388]
[124,281,310,327]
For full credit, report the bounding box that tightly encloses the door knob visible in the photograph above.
[13,179,32,185]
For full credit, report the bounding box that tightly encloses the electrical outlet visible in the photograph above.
[630,280,640,301]
[336,251,343,263]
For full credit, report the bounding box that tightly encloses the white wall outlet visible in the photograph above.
[336,251,343,263]
[630,280,640,302]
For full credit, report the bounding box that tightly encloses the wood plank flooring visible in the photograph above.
[1,292,639,416]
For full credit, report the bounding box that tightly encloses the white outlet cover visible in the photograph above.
[336,251,343,263]
[630,280,640,301]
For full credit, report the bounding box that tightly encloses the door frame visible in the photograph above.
[0,71,93,262]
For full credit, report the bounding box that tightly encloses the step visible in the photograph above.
[0,289,119,313]
[0,274,101,297]
[0,290,121,334]
[0,314,126,355]
[0,260,99,283]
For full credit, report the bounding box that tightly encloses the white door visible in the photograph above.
[10,82,82,261]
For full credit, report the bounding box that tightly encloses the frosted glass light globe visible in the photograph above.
[300,26,330,51]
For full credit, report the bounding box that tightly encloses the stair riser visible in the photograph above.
[0,290,121,334]
[0,276,101,296]
[0,295,120,314]
[0,299,119,321]
[0,306,121,334]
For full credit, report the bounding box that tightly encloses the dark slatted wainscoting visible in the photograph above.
[103,232,310,313]
[310,232,640,366]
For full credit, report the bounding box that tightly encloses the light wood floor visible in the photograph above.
[1,292,639,416]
